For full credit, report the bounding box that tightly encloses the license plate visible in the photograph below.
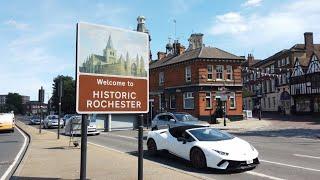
[246,159,253,164]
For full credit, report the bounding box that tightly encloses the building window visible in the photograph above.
[229,92,236,109]
[226,65,233,80]
[271,79,275,92]
[216,65,224,79]
[287,71,290,83]
[185,66,191,82]
[170,95,176,109]
[205,92,212,109]
[286,57,290,65]
[278,60,281,67]
[283,73,286,84]
[282,58,285,66]
[271,65,275,73]
[268,97,271,108]
[183,92,194,109]
[159,72,164,85]
[207,65,213,80]
[272,97,276,108]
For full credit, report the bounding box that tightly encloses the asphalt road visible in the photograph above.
[0,128,27,180]
[21,118,320,180]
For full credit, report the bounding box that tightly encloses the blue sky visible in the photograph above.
[1,0,320,101]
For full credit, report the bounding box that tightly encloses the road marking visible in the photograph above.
[245,171,285,180]
[293,154,320,159]
[88,142,125,154]
[0,127,28,180]
[260,159,320,172]
[100,132,137,140]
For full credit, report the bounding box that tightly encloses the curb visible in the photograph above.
[2,123,30,180]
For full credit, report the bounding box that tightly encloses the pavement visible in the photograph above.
[12,120,205,180]
[0,128,27,180]
[210,118,272,131]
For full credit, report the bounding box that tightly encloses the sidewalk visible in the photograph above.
[210,118,272,131]
[13,121,203,180]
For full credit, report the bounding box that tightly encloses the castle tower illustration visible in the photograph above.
[79,33,147,77]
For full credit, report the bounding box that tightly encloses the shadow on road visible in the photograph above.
[128,150,254,175]
[232,128,320,139]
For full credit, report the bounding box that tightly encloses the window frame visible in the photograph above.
[159,71,164,86]
[229,92,236,109]
[205,92,212,109]
[207,65,213,80]
[183,92,194,109]
[185,66,191,82]
[226,65,233,80]
[169,95,176,109]
[216,65,224,80]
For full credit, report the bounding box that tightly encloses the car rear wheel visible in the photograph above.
[147,139,158,156]
[190,147,207,169]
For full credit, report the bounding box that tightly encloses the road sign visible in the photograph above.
[76,22,149,114]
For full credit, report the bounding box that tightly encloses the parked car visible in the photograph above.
[0,112,15,133]
[43,115,64,129]
[64,115,100,136]
[147,125,259,170]
[151,112,209,130]
[29,115,41,125]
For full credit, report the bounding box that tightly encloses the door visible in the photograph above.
[168,131,195,160]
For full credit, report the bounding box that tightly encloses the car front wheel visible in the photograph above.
[147,139,158,156]
[190,147,207,169]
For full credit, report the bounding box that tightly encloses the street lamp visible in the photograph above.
[256,83,262,120]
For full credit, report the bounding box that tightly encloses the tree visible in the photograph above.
[52,75,76,114]
[5,93,24,114]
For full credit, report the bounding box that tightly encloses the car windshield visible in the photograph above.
[49,115,58,119]
[174,113,198,121]
[189,128,234,141]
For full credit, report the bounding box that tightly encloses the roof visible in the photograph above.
[150,46,245,69]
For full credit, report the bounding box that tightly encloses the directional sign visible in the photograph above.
[76,22,149,114]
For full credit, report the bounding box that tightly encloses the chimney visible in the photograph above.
[157,51,166,60]
[304,32,314,58]
[248,54,254,67]
[188,33,204,50]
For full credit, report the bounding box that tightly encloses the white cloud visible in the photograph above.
[170,0,202,14]
[242,0,262,7]
[208,0,320,51]
[4,19,30,30]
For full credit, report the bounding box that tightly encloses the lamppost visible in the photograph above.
[256,82,262,120]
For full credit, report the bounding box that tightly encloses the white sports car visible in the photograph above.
[147,125,259,170]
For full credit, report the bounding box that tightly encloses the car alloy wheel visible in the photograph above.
[191,148,207,169]
[147,139,158,156]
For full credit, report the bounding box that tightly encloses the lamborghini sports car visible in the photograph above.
[147,125,259,170]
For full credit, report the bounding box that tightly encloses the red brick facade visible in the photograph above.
[149,38,245,121]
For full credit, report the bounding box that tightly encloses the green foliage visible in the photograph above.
[5,93,24,114]
[52,75,76,114]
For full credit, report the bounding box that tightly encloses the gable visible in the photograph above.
[307,54,320,74]
[292,58,304,77]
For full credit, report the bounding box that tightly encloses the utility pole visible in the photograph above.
[38,87,44,134]
[58,77,63,139]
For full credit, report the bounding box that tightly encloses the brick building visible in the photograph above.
[149,34,245,121]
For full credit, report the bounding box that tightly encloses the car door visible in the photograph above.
[168,131,195,160]
[156,115,168,129]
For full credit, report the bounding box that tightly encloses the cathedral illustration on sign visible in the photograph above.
[79,34,147,77]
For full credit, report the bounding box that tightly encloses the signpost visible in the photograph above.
[76,22,149,180]
[58,77,63,139]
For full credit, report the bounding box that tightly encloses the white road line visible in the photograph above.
[245,171,285,180]
[88,142,125,154]
[293,154,320,160]
[100,132,137,140]
[0,127,28,180]
[260,159,320,172]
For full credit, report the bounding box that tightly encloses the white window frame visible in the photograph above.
[278,60,281,67]
[205,92,212,109]
[271,65,275,73]
[286,57,290,65]
[183,92,194,109]
[185,66,191,82]
[226,65,233,80]
[169,95,176,109]
[216,65,224,80]
[159,71,164,85]
[229,92,236,109]
[207,65,213,80]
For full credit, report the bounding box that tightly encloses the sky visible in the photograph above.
[1,0,320,101]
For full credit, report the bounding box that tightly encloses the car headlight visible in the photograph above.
[213,150,229,156]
